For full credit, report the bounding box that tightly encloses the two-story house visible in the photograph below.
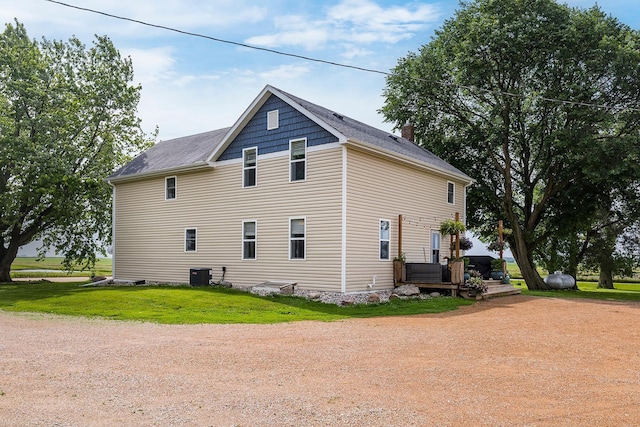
[107,85,473,292]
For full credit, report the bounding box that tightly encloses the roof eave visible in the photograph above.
[343,138,475,185]
[106,162,211,184]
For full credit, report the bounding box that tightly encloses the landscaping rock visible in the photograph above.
[307,292,321,300]
[91,276,107,282]
[367,293,381,303]
[430,292,441,298]
[394,284,420,297]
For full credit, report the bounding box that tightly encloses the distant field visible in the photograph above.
[11,257,112,278]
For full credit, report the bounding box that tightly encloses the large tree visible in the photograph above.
[381,0,640,289]
[0,21,152,282]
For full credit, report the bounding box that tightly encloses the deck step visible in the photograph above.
[481,283,521,299]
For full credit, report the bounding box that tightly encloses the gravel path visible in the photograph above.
[1,295,639,426]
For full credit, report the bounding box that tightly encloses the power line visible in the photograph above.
[43,0,640,114]
[43,0,389,77]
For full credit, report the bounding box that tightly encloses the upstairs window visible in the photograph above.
[447,182,455,204]
[242,221,256,260]
[290,217,306,260]
[379,219,390,260]
[290,139,306,182]
[243,147,257,187]
[166,176,176,200]
[185,228,197,252]
[267,110,279,130]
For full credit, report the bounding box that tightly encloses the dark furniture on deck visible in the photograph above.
[403,263,457,297]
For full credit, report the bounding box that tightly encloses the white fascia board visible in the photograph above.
[343,138,475,185]
[206,85,347,164]
[206,86,272,163]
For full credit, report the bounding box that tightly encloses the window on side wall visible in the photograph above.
[290,139,306,182]
[379,219,390,260]
[185,228,197,252]
[431,231,441,263]
[242,221,256,260]
[166,176,176,200]
[290,217,305,260]
[243,147,257,188]
[267,110,279,130]
[447,181,455,205]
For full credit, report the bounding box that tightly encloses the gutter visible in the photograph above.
[106,161,212,185]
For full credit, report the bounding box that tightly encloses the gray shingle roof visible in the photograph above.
[109,127,230,180]
[109,86,472,183]
[278,88,471,180]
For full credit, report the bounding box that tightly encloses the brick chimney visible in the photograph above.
[401,124,415,142]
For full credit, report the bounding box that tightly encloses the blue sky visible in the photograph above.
[4,0,639,142]
[4,0,639,258]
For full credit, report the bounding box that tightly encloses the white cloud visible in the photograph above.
[257,64,311,80]
[245,27,330,51]
[246,0,441,51]
[1,1,268,41]
[340,45,374,59]
[123,47,176,85]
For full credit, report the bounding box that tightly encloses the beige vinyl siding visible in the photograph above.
[344,146,467,291]
[114,146,344,291]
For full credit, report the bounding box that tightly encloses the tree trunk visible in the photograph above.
[511,232,551,290]
[597,264,614,289]
[0,248,18,283]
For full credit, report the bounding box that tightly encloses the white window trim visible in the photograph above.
[379,219,391,261]
[267,109,279,130]
[165,176,177,200]
[184,227,197,253]
[447,181,455,205]
[242,220,257,260]
[289,138,307,183]
[242,147,257,188]
[289,216,306,261]
[431,230,441,263]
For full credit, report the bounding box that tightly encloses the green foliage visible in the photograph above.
[491,258,504,271]
[0,282,474,324]
[439,219,466,236]
[381,0,640,290]
[0,21,154,281]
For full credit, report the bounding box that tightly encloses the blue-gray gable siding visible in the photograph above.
[217,95,338,161]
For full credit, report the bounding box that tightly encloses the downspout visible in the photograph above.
[107,180,116,279]
[341,145,347,293]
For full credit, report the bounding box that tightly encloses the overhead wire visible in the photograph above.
[43,0,640,113]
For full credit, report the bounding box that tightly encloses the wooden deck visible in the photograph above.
[402,279,521,300]
[459,280,522,300]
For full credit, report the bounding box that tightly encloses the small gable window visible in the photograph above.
[447,182,455,205]
[290,139,306,182]
[185,228,197,252]
[166,176,176,200]
[267,109,279,130]
[243,147,257,187]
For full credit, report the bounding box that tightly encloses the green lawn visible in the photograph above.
[512,279,640,302]
[10,257,112,278]
[0,281,474,324]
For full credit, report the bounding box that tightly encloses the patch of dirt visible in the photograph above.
[1,295,639,426]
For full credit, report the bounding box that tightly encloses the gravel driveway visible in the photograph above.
[1,295,639,426]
